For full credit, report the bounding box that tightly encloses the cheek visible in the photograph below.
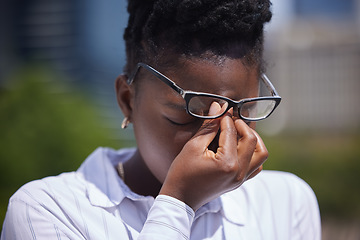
[173,129,196,150]
[133,119,171,183]
[132,109,195,183]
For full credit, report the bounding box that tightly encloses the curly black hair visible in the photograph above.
[124,0,272,73]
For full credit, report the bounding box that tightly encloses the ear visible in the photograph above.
[115,74,134,119]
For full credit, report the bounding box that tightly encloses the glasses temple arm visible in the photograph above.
[261,74,280,96]
[127,64,140,85]
[137,63,185,96]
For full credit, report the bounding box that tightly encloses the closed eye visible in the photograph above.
[165,117,200,127]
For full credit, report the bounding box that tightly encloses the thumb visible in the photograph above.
[189,102,222,151]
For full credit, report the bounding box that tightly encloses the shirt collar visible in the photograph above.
[219,191,246,225]
[77,147,151,208]
[194,192,245,226]
[195,197,222,219]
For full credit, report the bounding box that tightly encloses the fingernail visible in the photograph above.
[209,102,221,116]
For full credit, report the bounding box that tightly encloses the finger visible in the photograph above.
[248,130,268,173]
[252,130,268,156]
[189,102,223,152]
[247,165,263,180]
[234,119,258,161]
[240,130,268,181]
[232,119,259,180]
[215,110,238,160]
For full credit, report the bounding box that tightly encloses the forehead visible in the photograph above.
[136,56,260,106]
[165,56,260,99]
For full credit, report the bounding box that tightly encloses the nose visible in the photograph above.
[230,106,241,119]
[230,107,252,126]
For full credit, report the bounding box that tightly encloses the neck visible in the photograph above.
[123,149,163,198]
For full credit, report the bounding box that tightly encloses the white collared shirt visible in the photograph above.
[1,147,321,239]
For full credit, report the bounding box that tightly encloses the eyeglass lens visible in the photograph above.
[188,96,229,118]
[187,95,277,120]
[240,99,276,120]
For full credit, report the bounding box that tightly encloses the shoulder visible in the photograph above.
[7,171,85,212]
[2,172,87,239]
[2,147,135,239]
[6,146,134,214]
[5,171,92,226]
[223,170,320,221]
[244,170,318,207]
[220,172,321,239]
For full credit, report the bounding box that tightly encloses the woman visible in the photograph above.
[1,0,321,239]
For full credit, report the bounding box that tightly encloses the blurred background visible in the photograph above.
[0,0,359,239]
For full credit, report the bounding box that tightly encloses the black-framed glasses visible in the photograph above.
[127,63,281,121]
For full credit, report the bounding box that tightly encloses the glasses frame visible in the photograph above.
[127,62,281,121]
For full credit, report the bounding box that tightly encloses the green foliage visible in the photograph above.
[0,65,123,225]
[262,132,360,219]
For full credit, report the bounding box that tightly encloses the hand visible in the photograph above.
[160,102,268,211]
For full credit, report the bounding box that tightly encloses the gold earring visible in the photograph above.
[121,117,130,129]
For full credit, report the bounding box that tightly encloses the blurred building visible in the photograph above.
[260,0,360,134]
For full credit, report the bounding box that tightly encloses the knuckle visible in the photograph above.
[219,158,238,174]
[239,129,257,147]
[258,148,269,161]
[247,133,258,146]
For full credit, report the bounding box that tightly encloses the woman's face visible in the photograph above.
[128,56,259,183]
